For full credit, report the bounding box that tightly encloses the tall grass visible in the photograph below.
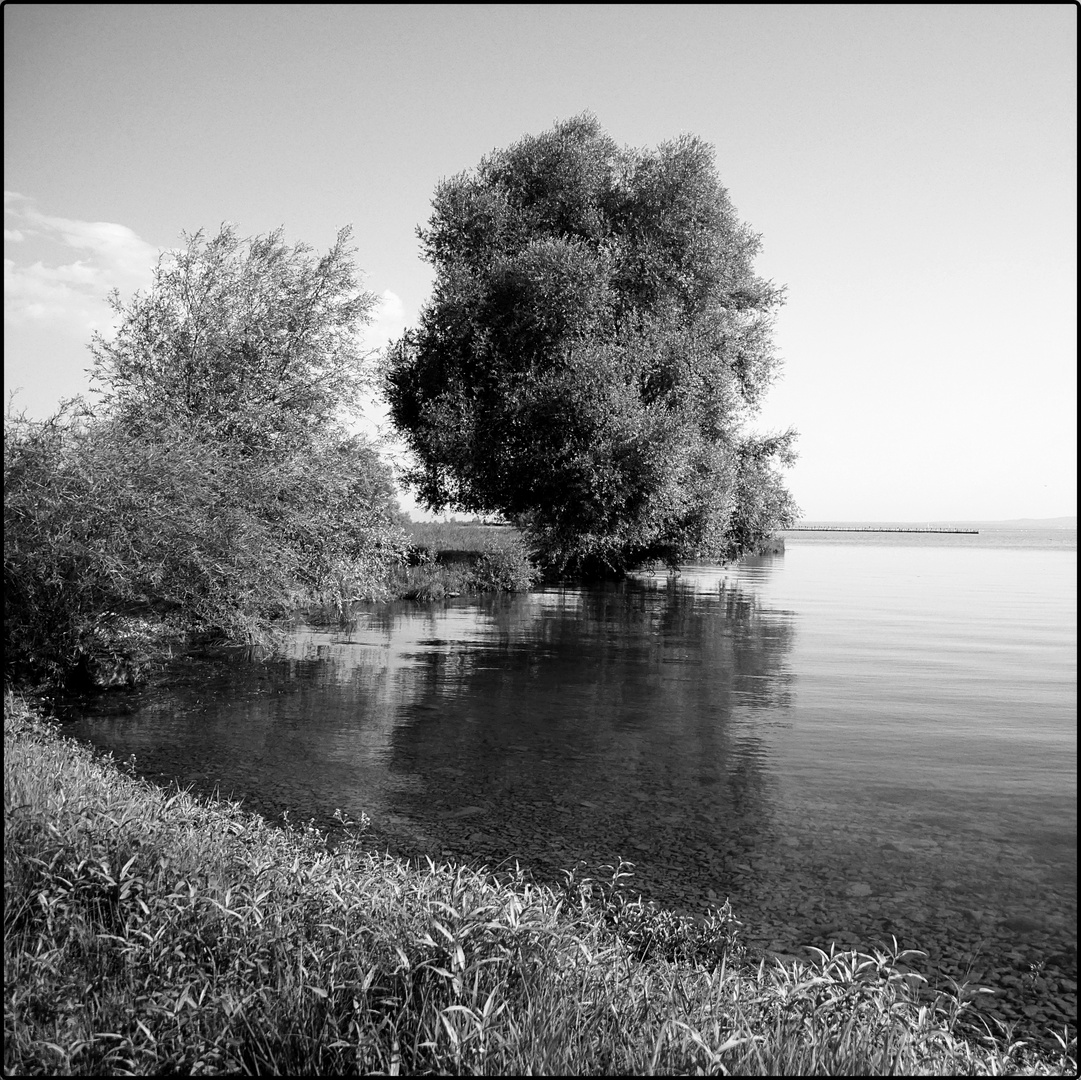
[391,522,539,600]
[5,693,1075,1076]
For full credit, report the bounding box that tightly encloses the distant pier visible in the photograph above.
[786,527,979,534]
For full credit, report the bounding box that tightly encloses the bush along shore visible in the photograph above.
[5,694,1075,1076]
[17,516,771,692]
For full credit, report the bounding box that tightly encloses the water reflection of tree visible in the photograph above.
[71,573,798,905]
[388,572,798,881]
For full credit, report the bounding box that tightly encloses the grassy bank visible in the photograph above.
[5,694,1075,1076]
[389,522,538,602]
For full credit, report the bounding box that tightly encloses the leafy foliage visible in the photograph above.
[88,224,377,455]
[6,224,408,689]
[562,861,744,968]
[400,523,539,596]
[383,113,798,575]
[3,401,404,687]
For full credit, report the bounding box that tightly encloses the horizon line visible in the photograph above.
[789,516,1076,525]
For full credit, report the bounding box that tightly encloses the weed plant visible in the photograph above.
[5,694,1075,1076]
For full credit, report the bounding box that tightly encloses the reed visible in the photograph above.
[5,693,1075,1076]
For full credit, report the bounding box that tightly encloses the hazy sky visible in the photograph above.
[4,4,1076,520]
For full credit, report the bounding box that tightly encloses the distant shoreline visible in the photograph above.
[789,517,1076,529]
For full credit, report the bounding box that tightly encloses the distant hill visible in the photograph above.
[794,517,1076,529]
[994,516,1076,527]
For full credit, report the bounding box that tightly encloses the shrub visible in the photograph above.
[469,531,540,592]
[389,525,539,599]
[3,402,405,687]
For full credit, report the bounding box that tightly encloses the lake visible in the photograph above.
[66,525,1077,1039]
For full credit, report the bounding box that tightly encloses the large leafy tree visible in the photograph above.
[383,114,797,575]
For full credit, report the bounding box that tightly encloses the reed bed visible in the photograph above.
[5,693,1075,1076]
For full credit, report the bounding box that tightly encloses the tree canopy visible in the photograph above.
[89,224,377,455]
[383,113,798,575]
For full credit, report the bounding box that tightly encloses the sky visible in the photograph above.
[4,4,1076,521]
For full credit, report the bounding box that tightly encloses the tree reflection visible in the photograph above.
[387,569,797,898]
[67,568,798,908]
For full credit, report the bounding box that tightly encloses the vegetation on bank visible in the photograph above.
[5,134,797,691]
[3,400,409,691]
[6,695,1075,1076]
[390,522,540,601]
[3,412,535,688]
[4,224,415,692]
[1,226,536,695]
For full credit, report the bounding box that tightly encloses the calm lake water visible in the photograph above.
[67,525,1077,1032]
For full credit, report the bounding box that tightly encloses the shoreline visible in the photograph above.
[312,802,1077,1055]
[6,693,1075,1076]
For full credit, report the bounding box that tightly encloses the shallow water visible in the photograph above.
[67,527,1077,1036]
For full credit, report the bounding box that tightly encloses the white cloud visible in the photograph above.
[361,288,407,353]
[3,191,158,334]
[347,289,420,497]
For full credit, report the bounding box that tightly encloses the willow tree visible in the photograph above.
[4,226,408,687]
[384,114,797,575]
[89,224,377,455]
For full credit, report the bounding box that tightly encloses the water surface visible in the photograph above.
[68,527,1077,1034]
